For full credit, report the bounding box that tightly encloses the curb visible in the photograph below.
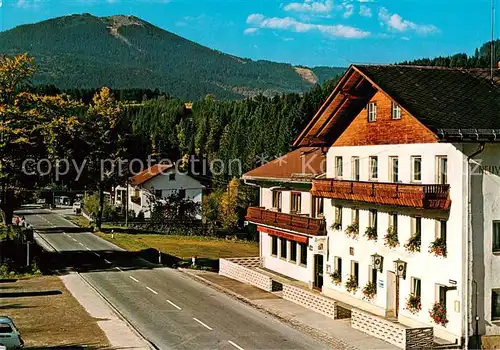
[76,272,158,350]
[179,268,356,350]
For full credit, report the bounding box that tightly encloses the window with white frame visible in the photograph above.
[334,256,343,281]
[436,156,448,184]
[334,206,342,227]
[369,209,377,229]
[411,156,422,182]
[352,157,360,181]
[412,216,422,235]
[335,156,343,178]
[352,208,359,224]
[271,236,278,256]
[291,193,302,214]
[351,261,359,285]
[437,220,447,241]
[369,266,378,294]
[290,241,297,262]
[368,102,377,122]
[391,102,401,120]
[492,289,500,320]
[411,277,421,297]
[312,197,324,218]
[389,156,399,182]
[389,213,398,232]
[272,191,282,211]
[280,238,287,259]
[369,156,378,180]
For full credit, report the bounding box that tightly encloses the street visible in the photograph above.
[20,208,330,350]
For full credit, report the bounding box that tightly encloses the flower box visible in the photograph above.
[345,275,358,293]
[331,222,342,231]
[362,281,377,300]
[430,302,448,326]
[384,226,399,248]
[364,226,377,241]
[429,237,447,257]
[345,221,359,239]
[405,294,422,314]
[331,270,342,285]
[404,233,421,253]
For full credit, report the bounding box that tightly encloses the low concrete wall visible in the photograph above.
[219,258,272,292]
[282,284,338,319]
[351,308,433,349]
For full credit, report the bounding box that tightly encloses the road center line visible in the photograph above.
[103,259,111,264]
[79,242,85,246]
[129,276,139,283]
[115,267,122,272]
[146,287,158,295]
[193,318,213,330]
[94,252,101,257]
[228,340,245,350]
[166,300,182,310]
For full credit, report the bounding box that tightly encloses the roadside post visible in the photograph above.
[158,249,161,264]
[22,227,34,267]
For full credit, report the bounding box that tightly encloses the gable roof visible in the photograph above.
[129,163,174,186]
[242,147,325,182]
[294,64,500,147]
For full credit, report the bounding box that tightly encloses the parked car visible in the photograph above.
[0,316,23,349]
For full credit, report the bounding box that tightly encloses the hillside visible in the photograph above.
[0,14,345,100]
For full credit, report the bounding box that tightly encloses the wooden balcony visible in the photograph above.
[246,207,326,236]
[312,179,451,210]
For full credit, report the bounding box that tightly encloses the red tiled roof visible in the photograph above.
[129,163,174,186]
[242,147,325,182]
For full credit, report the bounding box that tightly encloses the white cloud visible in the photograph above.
[342,3,354,18]
[244,27,259,35]
[246,13,370,39]
[283,0,334,14]
[359,4,372,17]
[378,7,438,35]
[13,0,42,8]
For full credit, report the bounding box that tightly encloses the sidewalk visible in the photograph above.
[182,269,399,350]
[61,273,152,350]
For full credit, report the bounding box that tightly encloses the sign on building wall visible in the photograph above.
[312,237,327,255]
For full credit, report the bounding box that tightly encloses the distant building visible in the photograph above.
[115,163,203,219]
[244,64,500,346]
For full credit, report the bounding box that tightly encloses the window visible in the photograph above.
[492,290,500,320]
[272,191,282,211]
[271,236,278,256]
[280,238,287,259]
[368,102,377,122]
[438,220,447,241]
[313,197,324,218]
[411,278,422,297]
[437,156,448,184]
[334,206,342,226]
[291,193,302,214]
[411,156,422,182]
[369,209,377,229]
[369,156,378,180]
[299,242,307,266]
[493,222,500,252]
[335,257,342,280]
[169,173,176,181]
[0,323,13,333]
[392,102,401,120]
[389,213,398,232]
[178,189,186,199]
[290,242,297,262]
[352,261,359,285]
[412,217,422,235]
[352,157,360,181]
[335,156,343,177]
[352,208,359,224]
[389,156,399,182]
[155,190,162,199]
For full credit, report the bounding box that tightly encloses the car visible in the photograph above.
[72,201,82,214]
[0,316,23,349]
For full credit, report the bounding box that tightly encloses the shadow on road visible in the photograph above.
[25,345,106,349]
[35,227,91,234]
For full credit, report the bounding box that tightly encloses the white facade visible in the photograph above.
[115,169,203,219]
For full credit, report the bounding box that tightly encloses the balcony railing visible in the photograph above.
[246,206,326,236]
[311,179,451,210]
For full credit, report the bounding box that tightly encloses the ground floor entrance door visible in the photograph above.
[313,254,324,290]
[386,271,399,318]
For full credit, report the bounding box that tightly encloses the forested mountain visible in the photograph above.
[0,14,344,100]
[399,40,500,68]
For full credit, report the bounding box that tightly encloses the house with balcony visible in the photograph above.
[242,147,326,287]
[244,64,500,346]
[115,163,203,219]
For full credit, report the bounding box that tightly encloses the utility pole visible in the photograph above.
[125,181,129,227]
[492,0,496,81]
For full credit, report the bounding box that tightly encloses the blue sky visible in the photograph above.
[0,0,496,67]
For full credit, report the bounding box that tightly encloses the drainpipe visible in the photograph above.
[466,142,485,349]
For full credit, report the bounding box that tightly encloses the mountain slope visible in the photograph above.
[0,14,345,100]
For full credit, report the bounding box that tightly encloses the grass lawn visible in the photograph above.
[0,276,109,349]
[97,232,259,260]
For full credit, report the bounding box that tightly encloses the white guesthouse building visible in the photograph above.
[115,163,203,219]
[243,64,500,346]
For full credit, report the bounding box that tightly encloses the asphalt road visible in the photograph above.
[19,208,330,350]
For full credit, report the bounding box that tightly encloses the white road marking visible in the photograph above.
[228,340,245,350]
[63,232,68,236]
[129,276,139,283]
[94,253,101,257]
[103,259,111,264]
[85,247,91,251]
[193,318,213,331]
[146,287,158,295]
[115,267,122,272]
[79,242,85,246]
[166,300,182,310]
[72,238,78,242]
